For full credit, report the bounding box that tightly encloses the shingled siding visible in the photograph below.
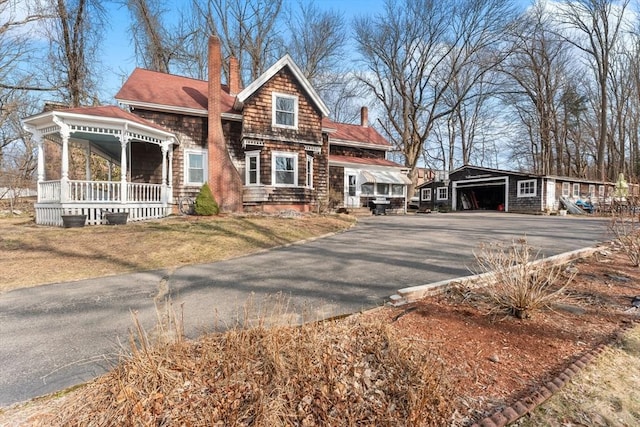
[131,109,207,200]
[507,176,543,213]
[329,145,386,159]
[130,142,163,184]
[329,165,345,196]
[241,67,323,143]
[237,65,327,210]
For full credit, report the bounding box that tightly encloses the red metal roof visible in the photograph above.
[329,154,404,168]
[323,119,391,148]
[115,68,236,114]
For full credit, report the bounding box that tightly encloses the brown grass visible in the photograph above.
[17,302,454,427]
[0,214,355,292]
[515,324,640,427]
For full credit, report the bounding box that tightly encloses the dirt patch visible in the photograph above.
[1,243,639,426]
[376,244,640,424]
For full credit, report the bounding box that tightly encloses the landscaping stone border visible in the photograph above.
[389,246,603,306]
[470,319,639,427]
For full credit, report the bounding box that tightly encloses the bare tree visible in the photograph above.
[500,0,572,175]
[44,0,107,107]
[556,0,630,181]
[191,0,283,85]
[124,0,173,73]
[353,0,515,193]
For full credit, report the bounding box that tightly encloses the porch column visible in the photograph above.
[119,134,129,203]
[167,146,173,204]
[161,141,168,204]
[53,117,71,203]
[85,142,91,180]
[29,128,45,202]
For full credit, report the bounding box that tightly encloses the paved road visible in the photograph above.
[0,212,610,406]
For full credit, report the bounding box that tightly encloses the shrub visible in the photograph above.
[473,238,574,319]
[193,183,219,216]
[609,197,640,266]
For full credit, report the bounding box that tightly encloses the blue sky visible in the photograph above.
[100,0,389,99]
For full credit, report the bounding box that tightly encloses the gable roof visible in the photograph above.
[324,119,391,149]
[235,54,330,117]
[115,68,236,116]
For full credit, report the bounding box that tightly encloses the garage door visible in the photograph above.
[453,177,508,211]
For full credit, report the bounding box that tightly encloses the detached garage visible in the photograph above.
[416,165,615,214]
[416,166,548,213]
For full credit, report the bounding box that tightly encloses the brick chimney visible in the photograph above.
[228,56,241,96]
[207,35,243,212]
[361,106,368,127]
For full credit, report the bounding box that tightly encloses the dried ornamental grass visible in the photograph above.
[473,238,575,319]
[45,315,454,426]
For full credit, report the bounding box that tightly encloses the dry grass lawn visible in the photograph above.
[0,213,355,292]
[515,324,640,427]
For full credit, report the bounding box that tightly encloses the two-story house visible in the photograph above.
[24,36,409,225]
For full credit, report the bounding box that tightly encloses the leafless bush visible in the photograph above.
[609,198,640,266]
[47,300,454,426]
[473,238,575,319]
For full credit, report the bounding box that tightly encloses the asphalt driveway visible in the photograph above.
[0,212,610,406]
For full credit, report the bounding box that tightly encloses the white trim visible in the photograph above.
[184,148,207,186]
[236,54,330,117]
[117,99,208,117]
[572,183,580,197]
[422,188,432,201]
[517,179,537,197]
[588,184,596,198]
[437,187,448,200]
[598,185,605,197]
[306,155,313,188]
[562,182,570,197]
[271,151,298,187]
[245,151,261,186]
[328,138,393,151]
[272,92,298,129]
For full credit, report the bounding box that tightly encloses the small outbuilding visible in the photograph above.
[416,165,616,214]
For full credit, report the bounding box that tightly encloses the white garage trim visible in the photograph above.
[452,176,509,212]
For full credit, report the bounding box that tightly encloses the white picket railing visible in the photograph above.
[38,181,61,202]
[39,180,164,203]
[36,180,170,226]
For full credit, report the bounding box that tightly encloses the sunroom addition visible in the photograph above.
[23,106,178,226]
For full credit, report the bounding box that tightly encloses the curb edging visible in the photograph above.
[470,320,638,427]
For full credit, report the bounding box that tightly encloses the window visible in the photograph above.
[392,184,404,196]
[562,182,570,197]
[245,151,260,185]
[272,152,297,186]
[184,149,207,186]
[306,155,313,188]
[588,185,595,198]
[376,183,390,195]
[422,188,432,201]
[573,183,580,197]
[517,179,537,197]
[361,183,374,195]
[348,175,357,196]
[598,185,605,198]
[272,93,298,129]
[437,187,448,200]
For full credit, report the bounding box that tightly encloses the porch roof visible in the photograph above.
[23,106,177,161]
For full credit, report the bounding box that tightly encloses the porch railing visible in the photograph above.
[38,180,164,203]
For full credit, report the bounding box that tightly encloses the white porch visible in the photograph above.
[23,106,178,226]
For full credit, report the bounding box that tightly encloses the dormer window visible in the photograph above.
[273,92,298,129]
